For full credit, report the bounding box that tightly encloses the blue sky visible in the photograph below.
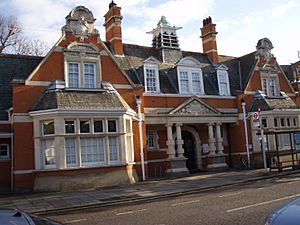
[1,0,299,64]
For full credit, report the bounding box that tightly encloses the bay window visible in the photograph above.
[38,117,127,170]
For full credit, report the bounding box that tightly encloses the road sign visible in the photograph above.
[253,112,259,121]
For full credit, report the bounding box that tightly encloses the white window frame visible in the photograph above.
[67,62,80,88]
[147,130,159,151]
[261,74,279,97]
[144,64,160,93]
[41,120,55,136]
[217,69,230,96]
[0,144,9,160]
[177,67,204,95]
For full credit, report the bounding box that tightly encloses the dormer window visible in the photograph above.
[143,57,160,93]
[64,43,100,89]
[217,67,230,96]
[177,57,204,95]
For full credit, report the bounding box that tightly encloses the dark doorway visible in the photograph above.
[182,131,196,172]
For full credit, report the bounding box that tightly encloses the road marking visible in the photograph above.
[171,199,201,207]
[218,192,241,198]
[116,209,147,216]
[64,218,87,224]
[226,194,300,213]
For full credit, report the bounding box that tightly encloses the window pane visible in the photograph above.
[269,78,276,96]
[94,120,103,133]
[180,71,189,93]
[109,137,119,161]
[80,137,104,163]
[65,138,76,165]
[287,118,291,127]
[218,73,228,95]
[41,139,55,166]
[42,120,54,135]
[84,63,96,88]
[80,120,90,133]
[274,118,278,127]
[280,118,285,127]
[108,120,117,132]
[192,72,201,93]
[262,78,268,95]
[65,120,75,134]
[147,130,156,149]
[68,63,79,88]
[146,68,157,92]
[125,119,131,133]
[0,144,9,159]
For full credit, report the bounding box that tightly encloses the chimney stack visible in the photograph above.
[200,17,219,64]
[104,1,123,55]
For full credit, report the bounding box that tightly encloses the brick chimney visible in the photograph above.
[104,1,123,55]
[200,17,219,64]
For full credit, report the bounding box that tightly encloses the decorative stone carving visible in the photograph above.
[256,38,274,60]
[62,6,98,39]
[173,99,218,116]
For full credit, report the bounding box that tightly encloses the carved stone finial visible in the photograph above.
[256,38,274,60]
[62,6,98,38]
[109,0,117,9]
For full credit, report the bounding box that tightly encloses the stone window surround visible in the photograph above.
[34,114,134,171]
[64,44,102,89]
[260,73,280,97]
[217,69,230,96]
[143,63,160,93]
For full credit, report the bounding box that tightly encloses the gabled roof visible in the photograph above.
[169,96,221,116]
[281,65,294,81]
[0,54,43,120]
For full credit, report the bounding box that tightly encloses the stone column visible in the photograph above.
[166,123,176,159]
[208,123,216,156]
[216,122,224,155]
[176,123,185,158]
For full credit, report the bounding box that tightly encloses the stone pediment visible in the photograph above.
[169,97,220,116]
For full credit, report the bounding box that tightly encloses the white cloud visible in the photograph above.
[270,0,298,17]
[2,0,299,64]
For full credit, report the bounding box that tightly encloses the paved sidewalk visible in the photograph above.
[0,169,299,214]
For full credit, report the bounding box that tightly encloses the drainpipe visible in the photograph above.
[136,96,145,181]
[10,132,14,191]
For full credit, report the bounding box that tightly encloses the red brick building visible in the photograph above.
[0,2,299,192]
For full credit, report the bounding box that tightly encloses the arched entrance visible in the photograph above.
[182,130,197,172]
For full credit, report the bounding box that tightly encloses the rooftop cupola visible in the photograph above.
[147,16,182,49]
[147,16,182,63]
